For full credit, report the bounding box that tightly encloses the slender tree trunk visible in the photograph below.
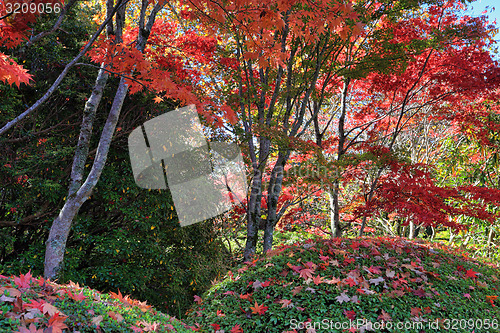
[243,129,271,260]
[329,78,350,238]
[44,0,164,279]
[449,228,455,243]
[243,171,263,261]
[68,68,109,197]
[44,77,129,279]
[330,182,342,238]
[408,221,415,239]
[263,151,290,252]
[487,225,495,257]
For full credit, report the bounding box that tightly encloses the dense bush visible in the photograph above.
[0,272,195,332]
[187,236,500,332]
[0,5,231,318]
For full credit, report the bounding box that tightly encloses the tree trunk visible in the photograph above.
[329,183,342,238]
[487,225,495,257]
[44,1,164,279]
[408,221,415,239]
[68,67,109,198]
[243,171,263,261]
[44,76,129,279]
[329,78,350,238]
[263,151,289,253]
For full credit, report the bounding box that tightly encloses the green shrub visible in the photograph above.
[187,236,500,332]
[0,272,195,332]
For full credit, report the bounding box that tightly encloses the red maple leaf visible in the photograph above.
[14,324,44,333]
[14,271,32,288]
[466,269,478,279]
[343,257,355,265]
[250,301,268,315]
[378,310,392,322]
[278,299,293,308]
[366,265,382,274]
[350,241,360,250]
[344,309,356,320]
[67,290,86,302]
[312,275,324,285]
[486,295,498,307]
[344,277,357,287]
[299,268,314,280]
[47,313,68,333]
[410,307,421,317]
[260,280,271,287]
[231,324,243,333]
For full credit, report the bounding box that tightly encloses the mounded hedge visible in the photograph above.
[0,272,195,332]
[187,236,500,332]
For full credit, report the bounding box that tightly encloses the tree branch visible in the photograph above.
[24,0,78,49]
[0,0,129,137]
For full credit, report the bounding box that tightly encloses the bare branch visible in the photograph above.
[24,0,78,49]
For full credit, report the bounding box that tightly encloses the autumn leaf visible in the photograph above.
[138,320,159,331]
[291,286,303,296]
[230,324,243,333]
[278,299,293,308]
[14,271,32,288]
[250,301,268,315]
[108,311,124,322]
[193,295,202,304]
[364,265,382,275]
[47,313,68,333]
[14,324,44,333]
[343,257,355,265]
[68,290,86,301]
[325,277,341,285]
[350,241,360,250]
[0,294,15,302]
[299,268,314,280]
[343,277,357,287]
[91,315,104,327]
[369,276,384,286]
[477,280,488,289]
[0,53,33,87]
[305,287,316,293]
[344,309,356,320]
[260,280,271,287]
[466,269,478,279]
[311,275,324,285]
[153,96,163,103]
[42,303,65,317]
[252,280,263,289]
[336,292,350,304]
[410,307,421,317]
[329,259,340,267]
[386,269,396,278]
[486,295,498,307]
[130,325,143,332]
[378,310,392,322]
[412,288,428,298]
